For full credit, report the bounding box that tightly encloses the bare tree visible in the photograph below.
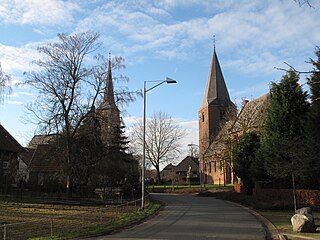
[293,0,313,7]
[130,111,186,183]
[24,32,139,196]
[0,63,12,103]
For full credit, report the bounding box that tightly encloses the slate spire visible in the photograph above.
[102,60,117,109]
[201,50,231,108]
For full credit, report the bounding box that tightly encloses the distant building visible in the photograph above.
[0,124,25,191]
[160,163,175,183]
[174,156,199,185]
[161,156,200,185]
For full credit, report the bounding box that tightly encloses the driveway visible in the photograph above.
[89,193,266,240]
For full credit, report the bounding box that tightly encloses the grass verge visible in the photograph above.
[30,201,161,240]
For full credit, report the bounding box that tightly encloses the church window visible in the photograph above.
[220,111,225,120]
[209,162,212,172]
[214,161,217,172]
[202,112,204,122]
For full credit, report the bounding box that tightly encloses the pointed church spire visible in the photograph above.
[201,49,231,108]
[102,58,117,109]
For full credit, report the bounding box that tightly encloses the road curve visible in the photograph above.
[90,193,266,240]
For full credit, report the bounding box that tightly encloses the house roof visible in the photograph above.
[27,134,58,149]
[0,124,25,153]
[201,50,231,108]
[20,148,35,165]
[28,144,63,172]
[160,163,175,173]
[174,156,199,172]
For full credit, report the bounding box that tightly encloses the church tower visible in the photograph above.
[98,59,121,146]
[198,49,235,155]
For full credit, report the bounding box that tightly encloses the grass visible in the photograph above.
[33,201,161,240]
[0,200,161,240]
[147,183,233,190]
[258,210,320,239]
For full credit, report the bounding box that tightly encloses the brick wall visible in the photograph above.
[253,188,320,207]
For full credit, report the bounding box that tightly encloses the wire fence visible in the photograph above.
[0,196,149,240]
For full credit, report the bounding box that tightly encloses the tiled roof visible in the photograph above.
[27,134,58,149]
[174,156,199,172]
[0,124,25,152]
[20,148,35,165]
[29,144,63,173]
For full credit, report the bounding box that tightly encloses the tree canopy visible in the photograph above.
[260,70,309,185]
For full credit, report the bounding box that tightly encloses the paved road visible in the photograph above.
[91,193,266,240]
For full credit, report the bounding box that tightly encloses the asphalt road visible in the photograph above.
[90,193,266,240]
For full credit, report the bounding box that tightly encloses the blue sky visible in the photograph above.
[0,0,320,158]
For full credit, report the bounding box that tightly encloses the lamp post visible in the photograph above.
[141,77,177,209]
[187,143,202,191]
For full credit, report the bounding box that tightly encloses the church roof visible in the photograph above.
[201,50,231,108]
[100,60,119,111]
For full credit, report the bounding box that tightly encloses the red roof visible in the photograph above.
[29,144,63,172]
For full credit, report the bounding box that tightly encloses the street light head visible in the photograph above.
[165,77,177,84]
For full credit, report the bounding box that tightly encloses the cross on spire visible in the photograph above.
[212,35,216,51]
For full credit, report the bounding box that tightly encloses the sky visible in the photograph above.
[0,0,320,161]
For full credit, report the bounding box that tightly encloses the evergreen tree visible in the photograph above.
[97,123,140,199]
[233,131,261,195]
[71,108,104,196]
[306,46,320,188]
[260,70,309,187]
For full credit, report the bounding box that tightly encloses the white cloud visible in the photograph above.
[0,43,40,73]
[73,0,320,75]
[0,0,80,25]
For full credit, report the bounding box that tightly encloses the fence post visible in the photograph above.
[3,224,6,240]
[51,219,53,237]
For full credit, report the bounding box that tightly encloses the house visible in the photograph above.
[160,163,175,183]
[16,147,35,184]
[174,156,199,185]
[160,156,200,185]
[0,124,25,192]
[28,144,64,191]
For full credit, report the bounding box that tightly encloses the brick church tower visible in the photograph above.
[98,59,121,146]
[198,49,236,176]
[199,49,237,184]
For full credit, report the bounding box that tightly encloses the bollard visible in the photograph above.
[51,219,53,237]
[3,224,6,240]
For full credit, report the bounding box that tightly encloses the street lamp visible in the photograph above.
[187,143,202,191]
[141,77,177,209]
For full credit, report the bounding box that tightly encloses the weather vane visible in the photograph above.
[212,35,216,51]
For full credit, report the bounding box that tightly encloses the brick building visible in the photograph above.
[198,49,236,185]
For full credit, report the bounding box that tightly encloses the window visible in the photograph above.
[209,162,212,173]
[220,161,223,171]
[38,173,44,186]
[202,113,205,122]
[214,161,217,172]
[220,111,225,120]
[2,161,9,170]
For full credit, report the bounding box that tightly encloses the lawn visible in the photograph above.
[0,200,161,240]
[258,210,320,240]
